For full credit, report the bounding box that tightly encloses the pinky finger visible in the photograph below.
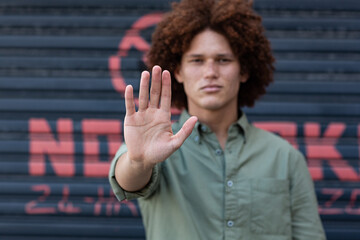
[125,85,136,116]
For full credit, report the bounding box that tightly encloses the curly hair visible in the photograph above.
[146,0,275,109]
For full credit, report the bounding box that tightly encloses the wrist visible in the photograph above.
[125,153,155,172]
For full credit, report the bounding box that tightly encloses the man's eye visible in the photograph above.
[190,59,203,63]
[218,58,231,63]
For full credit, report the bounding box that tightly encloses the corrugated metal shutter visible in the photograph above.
[0,0,359,239]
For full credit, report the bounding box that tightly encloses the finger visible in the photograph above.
[149,65,162,108]
[171,116,198,149]
[125,85,136,116]
[160,70,171,112]
[138,71,150,111]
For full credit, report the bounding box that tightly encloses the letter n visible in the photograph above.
[29,119,75,177]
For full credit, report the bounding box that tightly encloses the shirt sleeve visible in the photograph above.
[290,150,327,240]
[108,144,161,201]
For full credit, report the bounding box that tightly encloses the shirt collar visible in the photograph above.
[178,110,249,144]
[236,111,249,143]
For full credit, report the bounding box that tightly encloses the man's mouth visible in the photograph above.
[201,85,222,93]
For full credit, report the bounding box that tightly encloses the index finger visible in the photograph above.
[124,85,136,116]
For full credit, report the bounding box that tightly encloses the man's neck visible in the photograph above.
[189,106,238,149]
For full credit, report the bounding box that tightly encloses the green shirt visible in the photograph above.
[109,111,326,240]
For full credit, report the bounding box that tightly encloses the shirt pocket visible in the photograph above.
[250,178,291,236]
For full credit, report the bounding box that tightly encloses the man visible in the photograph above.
[109,0,326,239]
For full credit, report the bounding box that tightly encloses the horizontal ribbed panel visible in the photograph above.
[0,1,359,239]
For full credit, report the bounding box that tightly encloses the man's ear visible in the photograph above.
[240,72,249,83]
[174,67,184,83]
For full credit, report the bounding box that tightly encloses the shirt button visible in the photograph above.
[227,220,234,227]
[201,125,208,132]
[215,149,223,156]
[194,135,200,143]
[227,180,233,187]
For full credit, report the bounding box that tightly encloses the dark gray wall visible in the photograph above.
[0,0,360,239]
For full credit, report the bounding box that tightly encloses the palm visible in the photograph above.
[123,66,197,168]
[125,108,174,165]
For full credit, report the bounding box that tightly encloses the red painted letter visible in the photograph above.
[82,119,122,177]
[305,122,360,181]
[25,184,57,214]
[29,119,75,177]
[305,122,345,159]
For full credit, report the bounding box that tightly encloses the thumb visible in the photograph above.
[171,116,198,149]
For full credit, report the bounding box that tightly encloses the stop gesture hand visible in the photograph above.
[123,65,197,172]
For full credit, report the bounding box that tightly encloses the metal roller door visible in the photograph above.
[0,0,359,239]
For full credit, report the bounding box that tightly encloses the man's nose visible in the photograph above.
[203,60,218,79]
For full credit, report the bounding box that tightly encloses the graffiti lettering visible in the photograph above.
[82,119,122,177]
[84,186,138,217]
[109,13,163,95]
[304,122,345,159]
[318,188,344,215]
[345,189,360,214]
[57,185,81,214]
[306,122,360,181]
[25,184,57,214]
[28,119,360,181]
[319,188,360,215]
[25,184,139,217]
[29,119,75,177]
[29,118,122,178]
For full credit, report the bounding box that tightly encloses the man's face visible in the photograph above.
[175,29,247,115]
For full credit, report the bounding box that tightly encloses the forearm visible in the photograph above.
[114,152,154,192]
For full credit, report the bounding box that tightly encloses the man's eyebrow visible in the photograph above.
[185,53,234,58]
[216,54,235,58]
[184,54,203,58]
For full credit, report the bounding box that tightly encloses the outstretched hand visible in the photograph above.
[123,66,197,170]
